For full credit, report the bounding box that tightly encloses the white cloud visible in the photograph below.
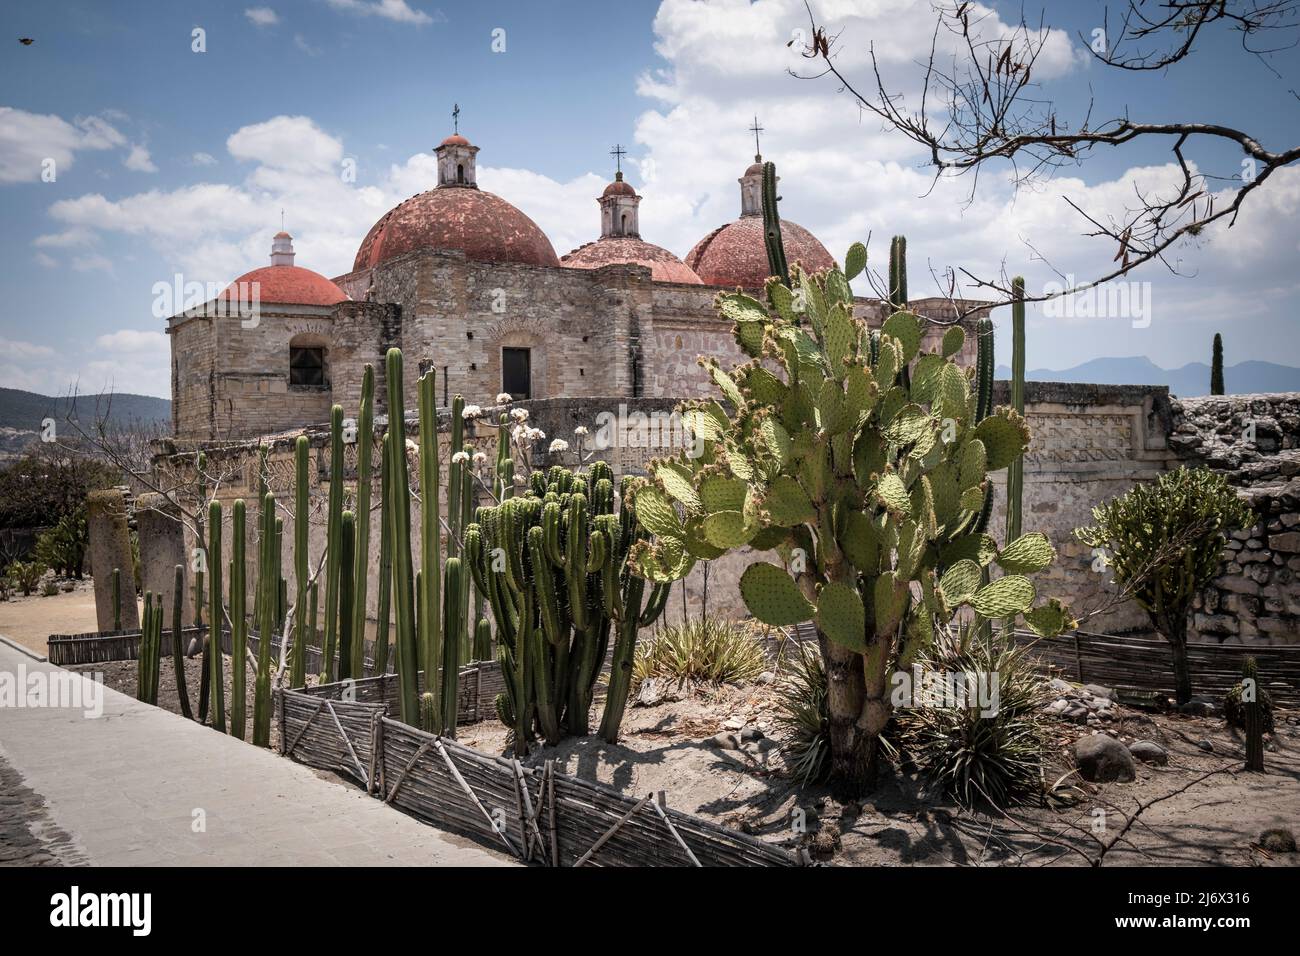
[0,331,171,398]
[72,253,114,274]
[227,115,342,173]
[245,7,280,27]
[323,0,437,25]
[294,34,322,56]
[0,107,127,184]
[34,226,97,248]
[190,151,218,166]
[123,143,157,173]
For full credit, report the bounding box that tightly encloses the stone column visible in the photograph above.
[87,489,139,632]
[135,492,190,630]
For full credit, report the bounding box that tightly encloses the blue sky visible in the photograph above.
[2,0,1297,398]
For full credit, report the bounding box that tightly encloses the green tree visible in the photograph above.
[629,236,1072,796]
[1075,466,1250,704]
[1210,332,1225,395]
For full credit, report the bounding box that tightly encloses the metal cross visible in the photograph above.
[609,143,627,174]
[749,116,764,157]
[452,103,460,134]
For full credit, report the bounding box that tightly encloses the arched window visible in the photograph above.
[457,163,465,184]
[620,212,628,234]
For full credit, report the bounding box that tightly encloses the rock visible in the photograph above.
[1128,740,1168,765]
[1044,698,1070,716]
[1074,734,1137,783]
[1196,739,1215,753]
[756,671,777,685]
[755,738,778,752]
[723,717,745,731]
[1048,678,1077,696]
[635,678,662,707]
[707,733,741,751]
[1259,828,1297,853]
[739,727,765,743]
[1083,683,1115,701]
[1178,696,1219,717]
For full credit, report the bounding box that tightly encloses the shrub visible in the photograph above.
[773,641,831,786]
[1075,466,1252,704]
[6,560,47,596]
[893,624,1052,809]
[40,579,59,597]
[633,618,767,690]
[34,506,88,578]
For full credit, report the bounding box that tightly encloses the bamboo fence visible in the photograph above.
[276,684,799,867]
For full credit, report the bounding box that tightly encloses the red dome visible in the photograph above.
[441,134,471,147]
[686,216,833,289]
[602,179,637,198]
[220,265,348,307]
[354,188,560,272]
[562,237,702,284]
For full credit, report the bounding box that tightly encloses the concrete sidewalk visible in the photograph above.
[0,641,509,866]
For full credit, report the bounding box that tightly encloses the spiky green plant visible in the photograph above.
[1240,656,1266,771]
[632,618,767,690]
[171,564,192,719]
[1075,466,1251,704]
[350,365,375,679]
[320,404,345,682]
[291,435,310,688]
[207,498,225,733]
[253,492,277,747]
[385,349,419,724]
[628,237,1071,795]
[761,161,790,289]
[894,622,1052,808]
[374,432,393,675]
[137,592,161,705]
[774,641,831,786]
[1006,277,1025,545]
[229,498,248,740]
[338,510,356,681]
[417,369,443,731]
[194,451,207,629]
[465,460,670,752]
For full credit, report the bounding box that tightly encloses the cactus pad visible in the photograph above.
[969,575,1036,617]
[817,581,866,652]
[996,532,1056,574]
[973,410,1030,471]
[739,562,814,626]
[939,559,981,604]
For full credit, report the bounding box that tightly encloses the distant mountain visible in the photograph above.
[0,387,170,462]
[994,357,1300,398]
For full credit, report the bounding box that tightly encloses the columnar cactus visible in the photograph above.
[464,461,671,752]
[385,349,420,724]
[207,498,226,733]
[137,592,161,704]
[253,492,277,747]
[338,510,356,681]
[230,498,248,740]
[417,370,443,730]
[291,435,310,688]
[320,404,345,682]
[171,564,192,719]
[350,365,376,679]
[1006,276,1026,545]
[194,451,207,629]
[630,237,1072,795]
[1243,656,1264,772]
[761,161,790,289]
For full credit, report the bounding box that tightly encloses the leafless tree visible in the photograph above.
[791,0,1300,317]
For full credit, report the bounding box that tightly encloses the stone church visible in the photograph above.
[167,129,989,440]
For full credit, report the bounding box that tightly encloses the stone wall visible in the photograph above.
[1169,394,1300,644]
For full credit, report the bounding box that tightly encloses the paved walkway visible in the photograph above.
[0,641,509,866]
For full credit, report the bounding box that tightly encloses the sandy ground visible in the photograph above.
[455,679,1300,867]
[0,579,101,656]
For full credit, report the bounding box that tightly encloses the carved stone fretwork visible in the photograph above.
[1024,412,1134,468]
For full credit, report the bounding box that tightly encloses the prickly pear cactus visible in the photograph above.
[630,237,1073,795]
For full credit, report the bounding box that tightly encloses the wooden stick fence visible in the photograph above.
[276,684,799,867]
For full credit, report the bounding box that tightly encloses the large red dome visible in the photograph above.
[353,188,560,272]
[220,265,348,307]
[562,237,702,284]
[686,216,833,289]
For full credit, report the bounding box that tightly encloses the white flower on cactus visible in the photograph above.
[472,451,488,465]
[496,392,512,405]
[404,438,419,458]
[510,407,529,422]
[549,439,569,454]
[574,425,589,436]
[511,424,526,442]
[461,404,483,420]
[513,474,526,485]
[451,451,469,464]
[527,427,546,441]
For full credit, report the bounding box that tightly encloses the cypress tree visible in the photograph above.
[1210,333,1225,395]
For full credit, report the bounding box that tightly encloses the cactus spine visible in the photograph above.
[338,510,356,681]
[171,564,192,719]
[350,365,376,678]
[417,369,443,732]
[230,498,248,740]
[320,404,345,682]
[385,349,420,724]
[291,435,310,687]
[207,498,225,733]
[253,492,276,747]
